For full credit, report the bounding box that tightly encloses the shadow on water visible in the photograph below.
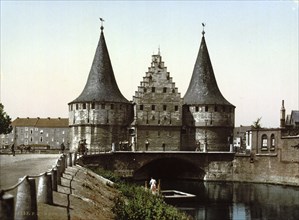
[137,180,299,220]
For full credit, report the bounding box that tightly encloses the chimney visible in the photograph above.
[280,100,286,128]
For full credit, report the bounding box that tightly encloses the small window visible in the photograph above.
[152,105,155,110]
[163,105,167,111]
[140,105,144,110]
[163,87,167,93]
[261,134,268,150]
[40,137,43,142]
[144,88,147,93]
[172,89,175,93]
[76,104,79,110]
[111,104,114,110]
[175,105,179,111]
[152,87,155,93]
[195,106,199,112]
[91,103,95,109]
[270,134,275,150]
[214,106,218,112]
[83,103,86,109]
[152,115,155,120]
[101,104,105,109]
[205,106,208,112]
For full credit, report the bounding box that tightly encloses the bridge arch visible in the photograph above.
[133,157,205,180]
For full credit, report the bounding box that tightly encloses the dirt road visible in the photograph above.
[0,154,60,188]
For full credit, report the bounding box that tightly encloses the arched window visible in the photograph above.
[270,134,275,151]
[261,134,268,151]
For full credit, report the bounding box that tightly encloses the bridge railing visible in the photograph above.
[0,152,77,220]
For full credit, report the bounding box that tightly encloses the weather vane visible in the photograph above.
[202,23,206,36]
[100,17,105,30]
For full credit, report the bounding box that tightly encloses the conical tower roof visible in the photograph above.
[70,25,129,104]
[184,31,233,106]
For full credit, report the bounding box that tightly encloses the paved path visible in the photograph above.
[0,154,61,188]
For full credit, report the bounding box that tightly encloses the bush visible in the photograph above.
[88,166,192,220]
[113,183,191,220]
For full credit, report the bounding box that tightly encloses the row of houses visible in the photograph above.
[0,117,69,150]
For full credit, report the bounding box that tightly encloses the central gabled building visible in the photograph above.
[132,51,183,151]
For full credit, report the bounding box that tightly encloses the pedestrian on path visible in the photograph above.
[11,143,15,156]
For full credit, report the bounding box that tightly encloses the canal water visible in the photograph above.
[148,180,299,220]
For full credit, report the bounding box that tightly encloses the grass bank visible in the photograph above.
[88,167,192,220]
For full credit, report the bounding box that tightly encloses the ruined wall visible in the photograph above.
[232,154,299,186]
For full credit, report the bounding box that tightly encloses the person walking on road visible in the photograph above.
[11,143,15,156]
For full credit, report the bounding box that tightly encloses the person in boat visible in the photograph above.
[149,177,157,194]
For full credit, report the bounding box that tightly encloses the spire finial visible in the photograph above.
[202,23,206,36]
[100,17,105,31]
[158,45,161,55]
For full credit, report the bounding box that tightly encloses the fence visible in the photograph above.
[0,152,77,220]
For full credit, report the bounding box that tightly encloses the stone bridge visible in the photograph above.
[78,151,235,181]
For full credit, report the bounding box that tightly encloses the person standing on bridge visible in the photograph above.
[60,142,65,154]
[145,139,149,151]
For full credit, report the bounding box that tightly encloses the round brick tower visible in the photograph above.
[68,23,133,152]
[182,28,235,151]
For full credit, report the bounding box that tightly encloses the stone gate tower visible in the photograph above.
[182,29,235,151]
[68,24,133,151]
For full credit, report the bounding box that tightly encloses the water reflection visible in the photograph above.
[157,181,299,220]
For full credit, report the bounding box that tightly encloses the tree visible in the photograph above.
[252,117,262,129]
[0,103,13,134]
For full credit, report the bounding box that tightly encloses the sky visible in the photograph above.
[1,0,298,128]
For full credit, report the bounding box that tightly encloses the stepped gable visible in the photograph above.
[70,25,129,104]
[184,31,233,106]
